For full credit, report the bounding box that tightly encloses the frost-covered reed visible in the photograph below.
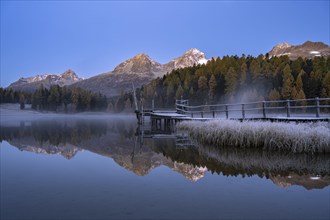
[177,120,330,153]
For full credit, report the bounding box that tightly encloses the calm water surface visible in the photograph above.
[1,115,329,219]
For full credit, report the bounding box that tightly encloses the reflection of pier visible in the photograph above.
[135,120,196,150]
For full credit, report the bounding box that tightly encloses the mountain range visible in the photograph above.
[8,69,82,93]
[268,41,330,59]
[67,48,208,97]
[6,41,330,97]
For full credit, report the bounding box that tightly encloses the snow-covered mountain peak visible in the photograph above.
[61,69,79,80]
[7,69,83,92]
[274,42,293,50]
[169,48,208,69]
[133,53,152,60]
[113,53,162,75]
[268,41,330,59]
[184,48,205,56]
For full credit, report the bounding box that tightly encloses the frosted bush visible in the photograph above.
[177,120,330,153]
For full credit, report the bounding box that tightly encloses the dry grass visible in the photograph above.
[177,120,330,153]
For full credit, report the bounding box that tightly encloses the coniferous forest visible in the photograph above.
[118,55,330,110]
[0,85,108,112]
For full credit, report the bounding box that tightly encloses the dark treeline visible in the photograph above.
[0,88,32,109]
[0,85,108,112]
[120,55,330,109]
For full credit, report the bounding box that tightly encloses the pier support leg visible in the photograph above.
[262,101,266,118]
[316,97,320,118]
[286,100,291,118]
[242,104,245,119]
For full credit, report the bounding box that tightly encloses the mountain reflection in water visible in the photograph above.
[1,117,329,189]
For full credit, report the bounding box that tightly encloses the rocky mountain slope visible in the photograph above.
[268,41,330,59]
[70,48,208,97]
[7,69,82,93]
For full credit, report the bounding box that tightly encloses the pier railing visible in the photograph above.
[176,97,330,119]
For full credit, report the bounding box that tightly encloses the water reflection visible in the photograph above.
[149,138,330,189]
[1,117,329,189]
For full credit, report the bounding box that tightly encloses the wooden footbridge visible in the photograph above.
[135,97,330,128]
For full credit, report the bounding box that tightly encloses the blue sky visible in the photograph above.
[1,1,329,87]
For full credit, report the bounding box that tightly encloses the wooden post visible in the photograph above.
[212,111,215,118]
[141,104,144,125]
[242,104,245,119]
[157,119,160,130]
[316,97,320,118]
[225,105,228,119]
[191,113,193,118]
[180,96,183,114]
[165,119,168,131]
[201,111,204,118]
[152,99,154,112]
[262,101,266,118]
[286,100,291,118]
[132,83,138,112]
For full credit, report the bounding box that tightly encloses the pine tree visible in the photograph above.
[296,89,306,101]
[0,88,4,103]
[48,85,61,111]
[208,74,217,101]
[71,88,81,112]
[198,76,208,91]
[322,71,330,97]
[291,86,298,100]
[19,94,25,110]
[225,67,238,97]
[166,84,175,105]
[62,87,71,112]
[240,63,247,86]
[309,70,323,98]
[175,85,184,99]
[249,59,261,80]
[268,88,281,106]
[281,64,294,99]
[296,89,307,111]
[296,70,305,92]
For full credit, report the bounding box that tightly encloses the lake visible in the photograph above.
[1,113,329,219]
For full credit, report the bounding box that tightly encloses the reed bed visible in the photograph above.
[177,120,330,153]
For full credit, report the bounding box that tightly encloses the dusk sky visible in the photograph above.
[1,1,329,87]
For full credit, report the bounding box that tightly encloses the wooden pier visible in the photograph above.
[135,97,330,126]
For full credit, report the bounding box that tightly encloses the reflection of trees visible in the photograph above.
[0,117,137,147]
[148,138,330,177]
[1,120,108,146]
